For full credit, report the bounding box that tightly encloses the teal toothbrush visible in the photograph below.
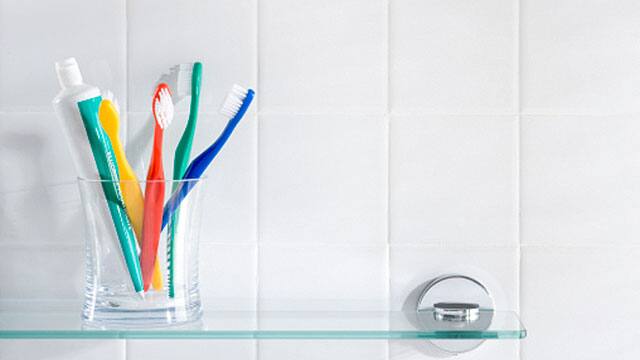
[77,97,144,296]
[169,62,202,297]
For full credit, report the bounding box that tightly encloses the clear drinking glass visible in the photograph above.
[78,178,205,328]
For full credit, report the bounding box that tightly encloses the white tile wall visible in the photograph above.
[390,340,519,360]
[0,340,125,360]
[0,245,83,299]
[0,114,83,246]
[521,115,640,246]
[0,0,127,112]
[521,247,640,359]
[258,244,388,311]
[259,114,387,244]
[1,0,639,359]
[259,0,387,113]
[390,115,518,246]
[259,340,387,360]
[521,0,640,114]
[127,340,255,360]
[390,0,517,114]
[199,243,257,311]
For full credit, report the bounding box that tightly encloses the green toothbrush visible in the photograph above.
[169,62,202,297]
[78,96,144,296]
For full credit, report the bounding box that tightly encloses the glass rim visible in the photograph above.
[77,176,206,184]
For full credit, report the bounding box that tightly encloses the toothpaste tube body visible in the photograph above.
[52,58,143,295]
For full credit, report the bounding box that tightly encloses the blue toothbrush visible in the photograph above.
[162,85,254,229]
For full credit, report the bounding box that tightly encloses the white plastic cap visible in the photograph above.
[55,57,83,88]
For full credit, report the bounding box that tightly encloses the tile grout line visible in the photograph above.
[254,0,261,359]
[4,109,639,117]
[385,1,392,359]
[7,241,638,250]
[121,339,127,360]
[124,0,130,357]
[516,0,523,359]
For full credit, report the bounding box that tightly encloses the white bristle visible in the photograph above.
[157,63,193,102]
[103,90,113,101]
[113,98,120,115]
[154,88,174,129]
[102,90,120,114]
[220,84,248,118]
[175,63,193,96]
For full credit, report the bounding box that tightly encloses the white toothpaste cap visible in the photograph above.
[55,57,83,89]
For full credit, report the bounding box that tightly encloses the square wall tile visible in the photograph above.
[0,114,78,192]
[0,0,126,111]
[128,0,256,113]
[390,339,518,360]
[521,0,640,113]
[0,183,82,246]
[0,340,124,360]
[390,115,518,246]
[259,244,388,310]
[389,245,519,311]
[259,0,387,113]
[127,340,255,360]
[126,112,257,244]
[0,114,83,245]
[390,0,517,114]
[199,243,257,310]
[0,245,83,299]
[259,340,386,360]
[521,115,640,246]
[259,114,387,244]
[521,247,640,359]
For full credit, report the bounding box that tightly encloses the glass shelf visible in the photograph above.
[0,303,526,340]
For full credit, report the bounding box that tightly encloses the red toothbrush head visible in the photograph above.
[152,83,174,130]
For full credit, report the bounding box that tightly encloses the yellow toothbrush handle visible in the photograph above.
[120,164,164,291]
[99,100,164,291]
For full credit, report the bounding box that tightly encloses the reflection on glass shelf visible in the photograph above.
[0,302,526,340]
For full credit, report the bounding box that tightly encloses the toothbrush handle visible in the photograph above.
[172,62,202,184]
[168,62,202,297]
[78,97,143,294]
[160,136,220,230]
[161,90,254,230]
[141,177,164,291]
[99,100,165,291]
[141,124,165,291]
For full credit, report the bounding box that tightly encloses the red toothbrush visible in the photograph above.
[141,83,174,291]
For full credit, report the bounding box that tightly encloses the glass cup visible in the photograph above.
[78,177,205,328]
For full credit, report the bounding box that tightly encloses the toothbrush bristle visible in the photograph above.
[220,84,248,118]
[154,87,174,129]
[157,63,192,102]
[102,90,120,115]
[113,98,121,115]
[176,63,193,96]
